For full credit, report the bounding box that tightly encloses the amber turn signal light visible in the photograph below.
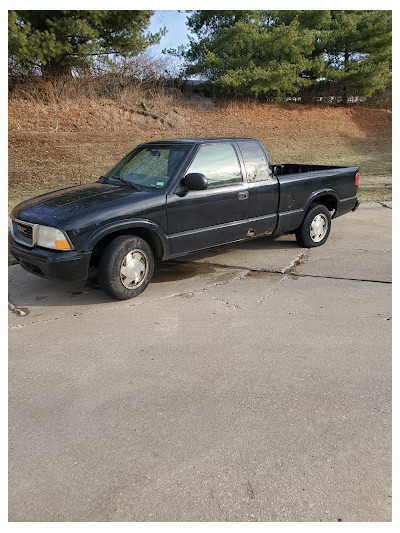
[55,240,72,250]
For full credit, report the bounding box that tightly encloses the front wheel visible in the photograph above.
[295,204,331,248]
[98,235,154,300]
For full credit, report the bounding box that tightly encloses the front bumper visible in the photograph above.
[10,237,91,281]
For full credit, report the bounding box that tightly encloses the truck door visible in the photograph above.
[167,143,249,255]
[237,141,279,236]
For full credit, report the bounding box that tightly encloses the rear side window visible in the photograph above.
[187,144,242,187]
[238,142,271,183]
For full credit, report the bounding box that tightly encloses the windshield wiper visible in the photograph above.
[107,176,141,190]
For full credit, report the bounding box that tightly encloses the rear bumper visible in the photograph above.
[9,238,91,281]
[334,196,359,218]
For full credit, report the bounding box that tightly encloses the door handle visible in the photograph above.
[238,191,249,200]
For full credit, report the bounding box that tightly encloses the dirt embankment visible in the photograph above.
[8,97,392,214]
[9,97,391,140]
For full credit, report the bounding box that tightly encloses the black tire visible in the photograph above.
[98,235,154,300]
[295,204,332,248]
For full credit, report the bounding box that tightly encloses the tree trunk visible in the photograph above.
[342,45,349,106]
[41,55,72,78]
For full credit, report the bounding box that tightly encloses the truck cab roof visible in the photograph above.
[142,137,260,145]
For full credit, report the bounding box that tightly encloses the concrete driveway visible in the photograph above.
[8,203,392,522]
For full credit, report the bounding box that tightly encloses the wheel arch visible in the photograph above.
[86,220,169,267]
[304,189,339,217]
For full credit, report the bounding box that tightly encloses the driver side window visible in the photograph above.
[187,144,242,187]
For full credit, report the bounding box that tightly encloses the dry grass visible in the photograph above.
[357,184,392,203]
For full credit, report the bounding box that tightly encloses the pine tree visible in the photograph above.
[323,10,392,103]
[8,10,164,76]
[183,11,316,99]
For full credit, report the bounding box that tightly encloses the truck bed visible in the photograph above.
[271,163,359,236]
[272,163,342,176]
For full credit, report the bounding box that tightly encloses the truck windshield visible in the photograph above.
[105,144,191,189]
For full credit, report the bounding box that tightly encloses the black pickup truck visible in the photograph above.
[10,138,359,299]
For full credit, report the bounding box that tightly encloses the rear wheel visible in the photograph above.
[295,204,331,248]
[98,235,154,300]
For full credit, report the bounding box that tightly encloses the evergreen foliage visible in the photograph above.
[8,9,392,104]
[8,10,164,76]
[180,10,392,102]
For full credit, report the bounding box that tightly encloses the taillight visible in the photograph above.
[355,172,359,186]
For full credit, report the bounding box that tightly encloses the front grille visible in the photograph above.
[11,218,36,247]
[17,222,33,239]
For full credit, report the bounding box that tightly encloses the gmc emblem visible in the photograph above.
[17,224,27,234]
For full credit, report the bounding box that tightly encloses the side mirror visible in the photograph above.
[182,173,208,191]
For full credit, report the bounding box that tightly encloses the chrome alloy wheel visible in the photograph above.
[119,249,148,289]
[310,213,329,243]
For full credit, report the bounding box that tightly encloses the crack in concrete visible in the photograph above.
[378,202,392,209]
[270,271,391,284]
[280,249,310,274]
[257,276,286,304]
[8,269,249,329]
[159,269,249,301]
[174,260,391,285]
[209,296,243,310]
[8,300,148,329]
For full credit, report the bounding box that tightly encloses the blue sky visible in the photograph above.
[147,10,191,69]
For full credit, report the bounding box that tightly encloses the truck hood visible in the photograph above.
[11,182,159,228]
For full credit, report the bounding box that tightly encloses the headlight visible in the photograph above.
[36,225,73,251]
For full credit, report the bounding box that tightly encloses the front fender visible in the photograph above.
[84,218,170,258]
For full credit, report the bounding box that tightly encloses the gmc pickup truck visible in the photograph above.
[10,138,359,299]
